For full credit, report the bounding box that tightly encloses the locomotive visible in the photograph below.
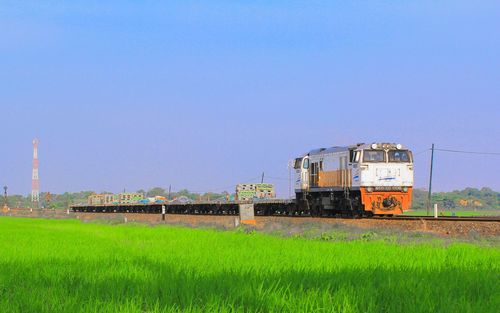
[294,143,414,216]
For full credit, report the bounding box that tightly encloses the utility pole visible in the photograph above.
[45,192,52,210]
[3,185,7,208]
[427,143,435,216]
[66,194,71,211]
[261,172,265,184]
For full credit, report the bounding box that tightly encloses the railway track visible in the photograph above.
[68,202,500,223]
[374,215,500,222]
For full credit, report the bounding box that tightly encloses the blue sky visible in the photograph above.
[1,1,499,196]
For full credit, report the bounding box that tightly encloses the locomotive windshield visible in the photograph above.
[388,150,412,163]
[363,150,385,162]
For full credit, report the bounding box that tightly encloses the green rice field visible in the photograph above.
[0,217,498,313]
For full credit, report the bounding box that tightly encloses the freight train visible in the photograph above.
[294,143,413,216]
[75,142,414,217]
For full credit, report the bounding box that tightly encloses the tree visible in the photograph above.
[442,199,454,209]
[146,187,166,197]
[174,189,198,200]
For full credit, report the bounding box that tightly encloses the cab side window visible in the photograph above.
[303,158,310,169]
[352,151,360,163]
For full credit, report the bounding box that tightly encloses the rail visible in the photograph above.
[374,216,500,222]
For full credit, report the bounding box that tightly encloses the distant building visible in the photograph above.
[458,199,483,207]
[88,193,143,205]
[236,183,276,201]
[88,194,104,205]
[118,193,144,204]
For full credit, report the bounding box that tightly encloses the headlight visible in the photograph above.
[366,187,374,193]
[371,143,378,149]
[402,187,408,192]
[396,144,402,150]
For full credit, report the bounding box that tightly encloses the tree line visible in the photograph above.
[3,188,231,209]
[3,187,499,210]
[411,187,499,211]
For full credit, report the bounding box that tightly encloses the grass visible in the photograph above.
[0,217,498,313]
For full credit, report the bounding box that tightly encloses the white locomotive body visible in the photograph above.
[294,143,414,215]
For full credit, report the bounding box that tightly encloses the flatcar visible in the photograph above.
[294,143,414,216]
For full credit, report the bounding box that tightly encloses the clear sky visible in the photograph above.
[1,1,499,196]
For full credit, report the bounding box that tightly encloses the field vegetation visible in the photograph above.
[0,217,498,312]
[411,187,499,211]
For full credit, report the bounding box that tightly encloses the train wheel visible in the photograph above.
[363,211,374,218]
[311,204,321,217]
[352,211,363,219]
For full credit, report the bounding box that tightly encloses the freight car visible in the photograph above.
[294,143,413,216]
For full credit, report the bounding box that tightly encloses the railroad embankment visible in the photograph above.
[2,208,499,238]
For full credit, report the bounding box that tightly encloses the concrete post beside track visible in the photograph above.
[239,203,256,225]
[434,204,438,218]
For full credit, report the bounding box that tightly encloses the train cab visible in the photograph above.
[294,143,414,216]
